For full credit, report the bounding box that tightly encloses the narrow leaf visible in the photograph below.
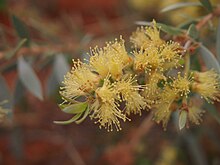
[135,21,183,35]
[199,45,220,73]
[54,54,70,83]
[161,2,201,13]
[188,24,199,39]
[204,102,220,125]
[18,56,43,100]
[13,79,26,106]
[5,38,27,59]
[183,133,208,165]
[54,113,82,125]
[0,75,12,109]
[179,110,187,130]
[178,19,199,29]
[216,18,220,63]
[46,55,69,97]
[157,23,183,35]
[61,102,88,114]
[209,110,220,125]
[75,106,90,124]
[46,71,59,97]
[199,0,213,12]
[11,15,30,46]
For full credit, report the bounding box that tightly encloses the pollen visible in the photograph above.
[171,73,192,97]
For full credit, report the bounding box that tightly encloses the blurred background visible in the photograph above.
[0,0,220,164]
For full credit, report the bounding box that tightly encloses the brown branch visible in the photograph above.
[196,13,213,30]
[129,113,154,150]
[104,113,154,165]
[196,6,220,30]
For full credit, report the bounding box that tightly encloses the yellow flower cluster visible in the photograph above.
[192,70,220,103]
[58,21,220,131]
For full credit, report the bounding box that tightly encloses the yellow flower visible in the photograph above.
[91,77,127,131]
[61,59,99,99]
[160,41,183,70]
[89,47,109,78]
[145,21,164,47]
[106,36,131,65]
[194,70,218,83]
[153,102,173,129]
[95,76,117,104]
[171,73,192,97]
[133,46,163,73]
[192,70,220,103]
[130,21,164,49]
[153,86,177,129]
[91,101,126,131]
[115,75,147,115]
[192,83,220,103]
[90,37,131,79]
[130,27,148,48]
[144,72,166,104]
[188,106,205,125]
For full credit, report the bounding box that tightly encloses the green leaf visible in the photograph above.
[46,55,69,97]
[46,71,59,97]
[75,106,90,124]
[11,15,30,46]
[178,19,199,29]
[17,56,43,100]
[187,24,199,39]
[216,18,220,63]
[13,79,26,106]
[53,113,82,125]
[199,45,220,73]
[161,2,201,13]
[60,102,88,114]
[204,103,220,125]
[157,23,183,35]
[5,38,27,59]
[0,74,12,109]
[182,133,208,165]
[54,54,70,83]
[135,21,183,35]
[179,110,187,130]
[199,0,213,12]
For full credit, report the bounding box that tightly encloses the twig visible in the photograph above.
[66,140,86,165]
[196,13,214,30]
[196,6,220,30]
[129,113,154,150]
